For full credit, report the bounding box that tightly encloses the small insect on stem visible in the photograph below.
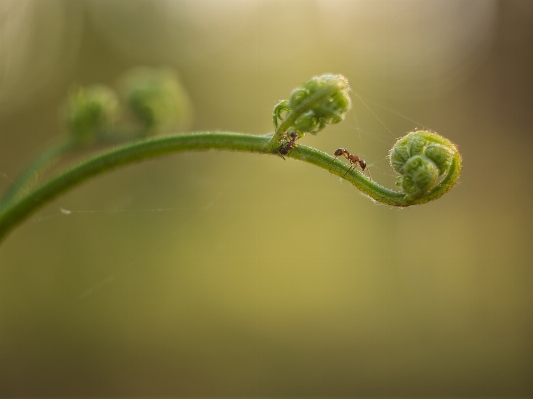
[333,148,372,180]
[278,131,299,160]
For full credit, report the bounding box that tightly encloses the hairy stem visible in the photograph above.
[0,131,457,244]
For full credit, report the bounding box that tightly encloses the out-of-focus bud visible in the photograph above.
[119,67,193,135]
[64,85,119,144]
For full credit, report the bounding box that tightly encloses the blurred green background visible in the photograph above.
[1,0,532,396]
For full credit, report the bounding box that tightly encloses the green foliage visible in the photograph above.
[119,67,192,135]
[64,85,119,144]
[65,67,192,144]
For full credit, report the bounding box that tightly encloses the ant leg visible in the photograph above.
[328,155,339,176]
[332,152,344,165]
[277,145,286,160]
[330,156,341,174]
[288,144,298,157]
[343,164,355,177]
[365,168,373,181]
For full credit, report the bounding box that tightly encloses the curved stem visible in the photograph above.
[0,139,77,209]
[0,128,147,210]
[0,131,456,244]
[289,146,404,204]
[0,132,268,243]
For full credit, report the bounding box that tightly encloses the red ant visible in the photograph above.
[278,131,299,160]
[333,148,372,180]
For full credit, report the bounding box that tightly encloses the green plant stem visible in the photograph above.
[0,128,148,210]
[0,131,458,243]
[0,139,78,209]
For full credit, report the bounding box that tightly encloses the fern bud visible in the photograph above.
[273,74,351,135]
[119,67,192,135]
[390,131,455,200]
[65,85,119,144]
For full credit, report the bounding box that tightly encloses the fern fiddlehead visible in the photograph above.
[0,73,462,244]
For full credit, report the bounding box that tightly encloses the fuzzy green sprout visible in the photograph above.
[119,67,193,135]
[266,74,352,152]
[0,73,462,244]
[273,74,351,135]
[390,131,457,200]
[65,85,119,144]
